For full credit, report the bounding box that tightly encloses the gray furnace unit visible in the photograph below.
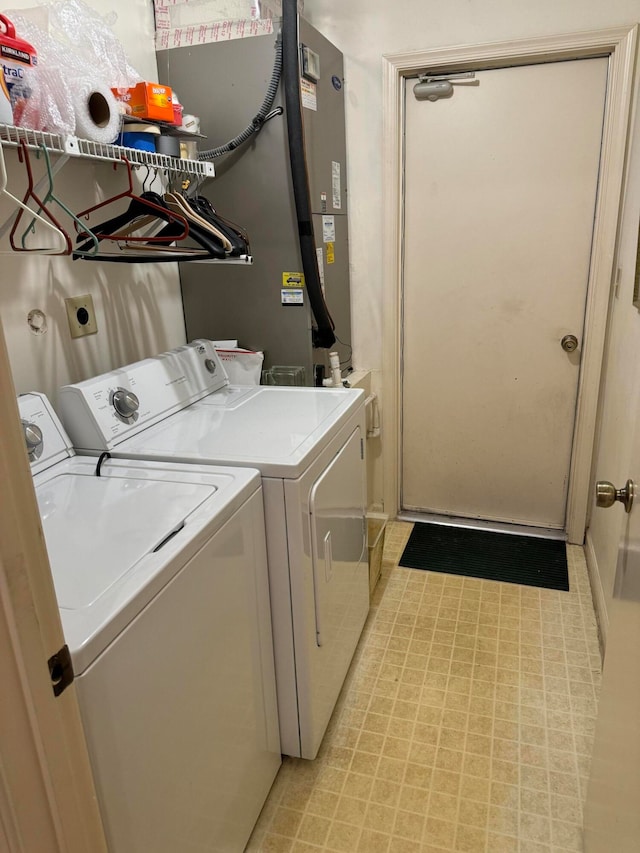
[157,19,352,384]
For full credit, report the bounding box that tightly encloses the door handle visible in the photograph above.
[561,334,579,353]
[324,531,333,582]
[315,531,333,648]
[595,479,634,513]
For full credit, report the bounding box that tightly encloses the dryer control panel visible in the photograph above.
[58,342,229,451]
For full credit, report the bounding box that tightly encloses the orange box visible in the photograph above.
[112,82,175,123]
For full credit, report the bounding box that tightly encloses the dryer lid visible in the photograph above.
[118,386,363,477]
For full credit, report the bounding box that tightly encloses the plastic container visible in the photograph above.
[172,93,183,127]
[118,131,157,152]
[329,351,342,387]
[262,366,306,386]
[180,113,201,134]
[367,512,388,596]
[0,14,37,126]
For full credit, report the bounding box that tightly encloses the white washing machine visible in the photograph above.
[58,340,370,759]
[19,393,280,853]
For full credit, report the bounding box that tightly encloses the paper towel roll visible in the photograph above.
[73,81,121,144]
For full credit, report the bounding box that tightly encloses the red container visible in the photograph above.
[0,14,38,126]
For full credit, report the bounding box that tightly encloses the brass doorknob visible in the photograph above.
[561,334,579,353]
[595,479,634,513]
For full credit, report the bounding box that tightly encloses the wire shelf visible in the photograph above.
[0,124,246,262]
[0,125,67,154]
[0,124,215,178]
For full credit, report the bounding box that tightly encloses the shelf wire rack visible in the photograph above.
[0,124,215,178]
[0,124,248,261]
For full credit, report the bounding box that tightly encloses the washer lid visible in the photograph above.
[38,472,215,609]
[32,456,260,675]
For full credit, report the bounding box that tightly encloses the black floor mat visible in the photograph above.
[399,523,569,591]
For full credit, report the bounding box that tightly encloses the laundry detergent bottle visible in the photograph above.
[0,14,37,126]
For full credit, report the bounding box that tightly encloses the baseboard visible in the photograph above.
[584,531,609,653]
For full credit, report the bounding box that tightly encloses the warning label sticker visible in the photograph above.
[282,272,305,288]
[301,78,317,111]
[322,215,335,243]
[282,288,304,305]
[332,161,341,209]
[316,247,325,294]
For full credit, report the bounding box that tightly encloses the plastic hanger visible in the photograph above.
[153,172,232,256]
[75,180,226,262]
[69,156,230,262]
[77,244,221,262]
[75,189,226,261]
[4,141,70,254]
[164,192,233,252]
[73,158,220,261]
[74,157,190,247]
[179,175,249,255]
[143,217,228,259]
[20,145,99,256]
[186,194,250,256]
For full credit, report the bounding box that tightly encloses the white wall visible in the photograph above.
[1,0,186,399]
[304,0,640,618]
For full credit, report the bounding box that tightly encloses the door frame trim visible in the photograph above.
[382,26,638,544]
[0,318,108,852]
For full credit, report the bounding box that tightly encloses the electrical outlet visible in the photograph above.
[65,294,98,338]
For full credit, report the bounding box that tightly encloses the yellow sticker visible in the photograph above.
[326,242,335,264]
[282,272,305,288]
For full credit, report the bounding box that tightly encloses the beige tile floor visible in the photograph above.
[247,521,602,853]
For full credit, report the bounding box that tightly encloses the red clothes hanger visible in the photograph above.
[9,141,72,255]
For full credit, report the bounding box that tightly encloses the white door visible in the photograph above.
[401,58,608,528]
[584,434,640,850]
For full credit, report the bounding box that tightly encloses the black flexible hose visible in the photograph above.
[198,32,283,160]
[282,0,336,349]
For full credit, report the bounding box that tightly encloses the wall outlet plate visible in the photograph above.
[65,294,98,338]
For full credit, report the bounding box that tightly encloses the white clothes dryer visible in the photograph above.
[19,393,280,853]
[58,340,370,759]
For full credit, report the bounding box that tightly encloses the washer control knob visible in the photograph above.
[111,388,140,420]
[21,420,43,460]
[204,358,217,375]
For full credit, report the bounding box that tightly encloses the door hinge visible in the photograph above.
[360,438,364,460]
[48,644,74,697]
